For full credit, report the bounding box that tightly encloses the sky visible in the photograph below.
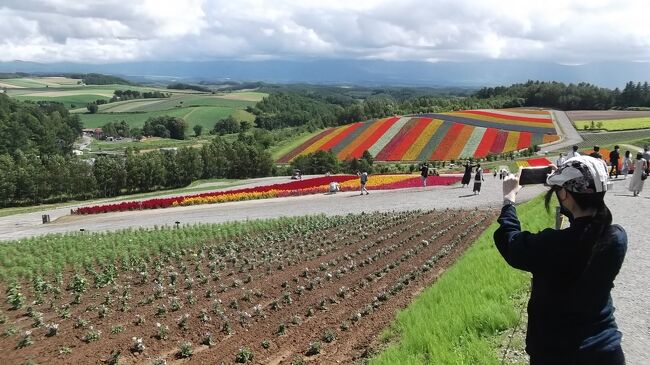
[1,0,650,64]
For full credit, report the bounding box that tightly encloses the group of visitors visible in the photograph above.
[460,161,485,194]
[559,145,648,197]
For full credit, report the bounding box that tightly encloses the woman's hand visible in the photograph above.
[503,174,521,204]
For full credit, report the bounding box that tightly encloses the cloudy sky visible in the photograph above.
[1,0,649,64]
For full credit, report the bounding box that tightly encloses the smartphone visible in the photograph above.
[519,166,552,185]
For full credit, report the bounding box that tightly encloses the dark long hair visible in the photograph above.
[545,186,612,267]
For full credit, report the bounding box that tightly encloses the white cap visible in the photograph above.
[546,155,608,193]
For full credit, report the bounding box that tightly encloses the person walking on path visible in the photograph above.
[566,145,581,159]
[621,151,632,179]
[643,146,650,172]
[472,163,484,195]
[358,171,369,195]
[628,152,647,197]
[461,161,474,187]
[556,153,566,167]
[420,162,429,187]
[590,145,603,160]
[495,156,627,365]
[609,146,620,178]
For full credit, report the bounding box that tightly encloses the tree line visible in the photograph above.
[0,134,273,207]
[474,80,650,110]
[249,92,522,130]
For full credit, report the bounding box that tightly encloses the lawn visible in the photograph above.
[371,195,553,365]
[574,117,650,131]
[78,106,243,129]
[578,129,650,148]
[14,94,112,109]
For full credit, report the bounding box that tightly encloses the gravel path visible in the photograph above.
[0,177,545,241]
[606,177,650,364]
[544,110,584,152]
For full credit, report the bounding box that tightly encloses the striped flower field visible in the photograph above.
[278,109,560,163]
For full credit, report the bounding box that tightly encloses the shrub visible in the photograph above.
[322,329,336,343]
[131,337,145,353]
[155,323,169,340]
[261,339,270,349]
[235,347,254,363]
[45,323,59,337]
[83,327,101,343]
[306,341,321,356]
[177,341,193,358]
[17,330,33,348]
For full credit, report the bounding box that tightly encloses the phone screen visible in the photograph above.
[519,166,552,185]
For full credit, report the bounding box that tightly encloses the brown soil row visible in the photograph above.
[566,110,650,121]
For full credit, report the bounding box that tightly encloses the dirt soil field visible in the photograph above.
[566,110,650,120]
[0,209,495,364]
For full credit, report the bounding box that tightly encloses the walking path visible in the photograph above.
[0,177,545,241]
[544,110,583,152]
[606,177,650,364]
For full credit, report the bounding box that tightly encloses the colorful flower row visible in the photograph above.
[280,109,560,163]
[73,176,358,214]
[516,158,552,168]
[72,174,461,215]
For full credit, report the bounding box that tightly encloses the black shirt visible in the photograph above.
[609,150,620,162]
[494,205,626,357]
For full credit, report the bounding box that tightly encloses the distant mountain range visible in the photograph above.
[1,59,649,88]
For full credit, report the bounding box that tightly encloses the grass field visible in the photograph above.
[578,129,650,148]
[14,94,112,109]
[4,78,265,130]
[574,117,650,131]
[371,195,553,365]
[79,106,252,129]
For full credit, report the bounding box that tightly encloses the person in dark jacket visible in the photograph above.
[609,146,620,178]
[420,162,429,187]
[590,145,603,160]
[461,161,473,187]
[494,155,627,365]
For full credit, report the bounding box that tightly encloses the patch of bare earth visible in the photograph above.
[566,110,650,121]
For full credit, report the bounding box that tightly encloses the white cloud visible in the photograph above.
[0,0,649,63]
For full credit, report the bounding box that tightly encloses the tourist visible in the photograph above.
[420,162,429,187]
[644,146,650,172]
[328,181,340,193]
[566,145,580,159]
[461,161,473,187]
[358,171,369,195]
[472,163,484,195]
[621,151,632,179]
[589,145,603,159]
[556,153,566,167]
[495,156,626,365]
[609,145,620,178]
[629,152,647,197]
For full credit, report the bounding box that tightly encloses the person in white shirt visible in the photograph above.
[566,145,580,159]
[556,153,566,166]
[328,181,340,193]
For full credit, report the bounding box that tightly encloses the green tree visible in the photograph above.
[86,103,98,114]
[193,124,203,137]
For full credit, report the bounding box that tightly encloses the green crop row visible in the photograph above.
[371,194,553,365]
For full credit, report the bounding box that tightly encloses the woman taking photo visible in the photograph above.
[494,156,627,365]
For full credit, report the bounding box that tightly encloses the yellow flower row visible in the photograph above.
[175,191,280,206]
[340,174,414,189]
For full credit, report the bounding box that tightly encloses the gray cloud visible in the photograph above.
[0,0,649,63]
